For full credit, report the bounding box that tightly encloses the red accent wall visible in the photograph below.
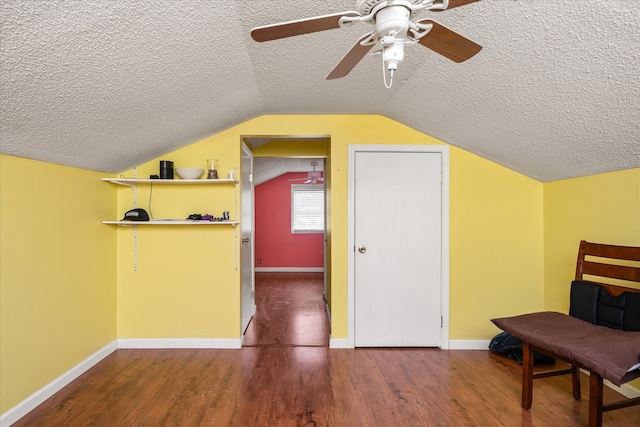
[255,172,324,268]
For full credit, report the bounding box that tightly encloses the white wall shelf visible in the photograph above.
[102,173,239,270]
[101,177,237,186]
[101,176,239,223]
[102,220,239,226]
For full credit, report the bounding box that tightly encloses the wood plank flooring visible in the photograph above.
[243,272,329,347]
[12,273,640,426]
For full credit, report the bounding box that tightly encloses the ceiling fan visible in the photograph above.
[289,161,324,186]
[251,0,482,88]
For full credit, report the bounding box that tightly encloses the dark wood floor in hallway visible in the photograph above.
[11,273,640,426]
[243,272,329,347]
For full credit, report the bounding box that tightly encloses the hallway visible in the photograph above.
[243,272,330,347]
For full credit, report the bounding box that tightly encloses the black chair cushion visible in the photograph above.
[569,280,640,331]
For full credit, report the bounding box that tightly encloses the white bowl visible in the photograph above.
[175,168,204,179]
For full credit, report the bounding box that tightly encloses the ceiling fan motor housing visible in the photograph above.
[375,5,410,36]
[356,0,424,17]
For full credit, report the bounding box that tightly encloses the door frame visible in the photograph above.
[347,144,450,349]
[240,142,256,336]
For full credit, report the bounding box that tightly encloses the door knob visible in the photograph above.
[242,237,250,243]
[358,245,367,254]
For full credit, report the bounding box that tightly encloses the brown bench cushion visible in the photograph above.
[492,311,640,386]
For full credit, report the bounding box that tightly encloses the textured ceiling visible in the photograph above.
[1,0,638,182]
[254,157,324,186]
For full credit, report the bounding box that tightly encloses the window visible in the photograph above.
[291,184,324,233]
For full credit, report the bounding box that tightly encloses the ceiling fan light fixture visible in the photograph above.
[382,37,405,68]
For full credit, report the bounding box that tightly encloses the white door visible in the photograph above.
[240,143,255,334]
[322,159,328,302]
[353,148,443,347]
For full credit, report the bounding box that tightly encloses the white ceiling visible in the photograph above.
[1,0,638,182]
[254,157,324,186]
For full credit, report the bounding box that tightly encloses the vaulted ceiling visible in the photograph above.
[1,1,638,182]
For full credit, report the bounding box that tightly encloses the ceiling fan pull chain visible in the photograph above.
[383,56,394,89]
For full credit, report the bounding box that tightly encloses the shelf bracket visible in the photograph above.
[133,225,138,271]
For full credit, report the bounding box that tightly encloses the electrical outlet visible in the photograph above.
[257,259,261,264]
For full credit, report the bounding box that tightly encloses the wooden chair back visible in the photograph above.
[575,240,640,296]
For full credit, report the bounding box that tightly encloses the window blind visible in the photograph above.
[291,185,324,233]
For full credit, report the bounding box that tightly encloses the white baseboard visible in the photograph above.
[329,337,350,348]
[449,340,491,350]
[118,338,242,349]
[0,340,118,427]
[327,339,490,350]
[255,267,324,273]
[582,369,640,399]
[613,381,640,399]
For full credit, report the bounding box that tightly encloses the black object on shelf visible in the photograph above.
[159,160,173,179]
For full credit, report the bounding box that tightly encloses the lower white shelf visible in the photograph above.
[102,220,239,226]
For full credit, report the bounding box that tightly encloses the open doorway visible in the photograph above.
[242,271,329,346]
[240,148,330,347]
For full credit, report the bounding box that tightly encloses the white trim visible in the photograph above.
[440,147,450,350]
[577,368,640,399]
[240,141,256,336]
[255,267,324,273]
[347,144,450,348]
[613,381,640,399]
[118,338,242,349]
[449,340,491,350]
[0,340,118,427]
[329,337,351,348]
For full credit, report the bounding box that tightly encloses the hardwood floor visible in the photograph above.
[243,272,329,347]
[12,273,640,426]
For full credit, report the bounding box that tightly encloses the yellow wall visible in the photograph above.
[543,167,640,391]
[116,134,242,339]
[543,168,640,311]
[450,147,544,338]
[3,116,638,415]
[115,128,332,339]
[249,138,329,157]
[115,115,544,341]
[0,155,117,413]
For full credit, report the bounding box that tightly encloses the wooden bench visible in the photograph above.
[492,240,640,427]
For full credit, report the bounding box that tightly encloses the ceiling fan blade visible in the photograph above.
[432,0,480,11]
[326,32,377,80]
[251,11,359,42]
[414,20,482,63]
